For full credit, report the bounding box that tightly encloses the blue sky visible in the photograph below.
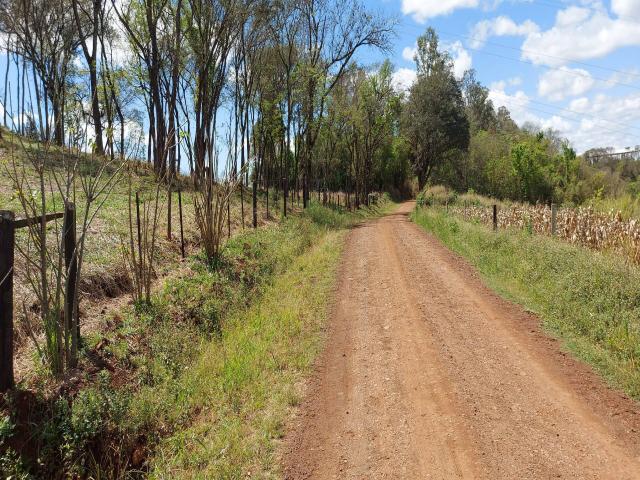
[358,0,640,153]
[1,0,638,158]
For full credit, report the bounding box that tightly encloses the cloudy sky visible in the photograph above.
[360,0,640,154]
[1,1,638,156]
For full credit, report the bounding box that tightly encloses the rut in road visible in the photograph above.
[282,201,640,479]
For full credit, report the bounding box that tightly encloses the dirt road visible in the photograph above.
[283,202,640,479]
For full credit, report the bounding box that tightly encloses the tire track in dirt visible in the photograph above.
[282,202,640,479]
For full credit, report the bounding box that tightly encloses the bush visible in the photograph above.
[416,185,457,207]
[457,190,500,208]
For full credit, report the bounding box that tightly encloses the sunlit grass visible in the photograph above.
[412,207,640,399]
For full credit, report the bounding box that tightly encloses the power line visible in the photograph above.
[400,23,640,92]
[435,29,640,80]
[398,24,640,144]
[489,91,639,142]
[521,97,640,132]
[454,42,640,91]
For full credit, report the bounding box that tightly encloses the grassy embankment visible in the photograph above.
[412,205,640,401]
[144,201,394,478]
[0,131,298,383]
[0,144,393,479]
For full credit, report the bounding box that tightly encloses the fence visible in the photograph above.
[450,201,640,264]
[0,204,76,392]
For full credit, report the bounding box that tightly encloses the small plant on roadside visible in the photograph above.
[4,130,124,375]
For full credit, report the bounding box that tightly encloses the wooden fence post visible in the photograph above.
[0,210,15,392]
[551,203,557,236]
[167,186,172,240]
[493,204,498,231]
[178,190,185,259]
[252,179,258,229]
[283,177,288,217]
[63,202,79,367]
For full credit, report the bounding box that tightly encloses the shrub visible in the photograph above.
[416,185,457,207]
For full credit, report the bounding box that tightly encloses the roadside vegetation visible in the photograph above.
[1,0,407,474]
[0,0,638,474]
[412,205,640,401]
[1,195,391,478]
[417,185,640,265]
[408,25,640,400]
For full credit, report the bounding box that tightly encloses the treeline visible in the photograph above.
[0,0,408,387]
[2,0,633,217]
[401,28,640,208]
[0,0,407,211]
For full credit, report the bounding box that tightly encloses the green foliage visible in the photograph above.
[302,195,391,229]
[318,61,408,202]
[511,141,552,202]
[413,208,640,399]
[1,201,383,478]
[402,27,469,189]
[434,122,586,205]
[461,70,497,134]
[147,229,347,477]
[416,185,457,207]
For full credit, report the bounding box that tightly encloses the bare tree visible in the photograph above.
[296,0,394,207]
[72,0,105,155]
[4,120,123,373]
[0,0,80,145]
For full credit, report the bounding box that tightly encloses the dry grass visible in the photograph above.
[450,202,640,264]
[0,133,294,384]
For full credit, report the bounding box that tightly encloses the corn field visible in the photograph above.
[450,203,640,264]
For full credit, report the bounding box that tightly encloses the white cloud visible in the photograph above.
[470,15,539,48]
[508,76,523,86]
[402,46,416,63]
[569,97,590,112]
[488,82,571,138]
[491,80,640,152]
[612,0,640,18]
[0,32,11,51]
[569,93,640,151]
[522,8,640,66]
[491,77,522,90]
[446,41,472,79]
[602,68,640,88]
[537,67,595,101]
[72,28,131,71]
[401,0,479,22]
[488,83,533,125]
[392,68,417,92]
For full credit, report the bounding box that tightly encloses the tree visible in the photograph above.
[461,69,496,134]
[496,105,518,133]
[72,0,105,155]
[296,0,394,207]
[401,27,469,189]
[0,0,80,145]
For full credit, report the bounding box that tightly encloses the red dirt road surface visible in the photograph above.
[283,202,640,479]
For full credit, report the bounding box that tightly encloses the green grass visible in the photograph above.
[412,207,640,399]
[586,193,640,220]
[137,200,393,478]
[1,195,393,479]
[147,228,345,479]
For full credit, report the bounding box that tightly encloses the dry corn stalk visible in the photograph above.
[452,203,640,264]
